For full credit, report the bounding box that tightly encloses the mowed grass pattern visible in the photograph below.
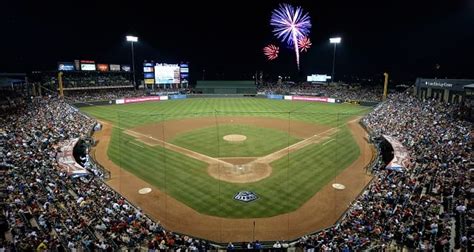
[80,98,371,129]
[80,98,371,218]
[169,124,301,157]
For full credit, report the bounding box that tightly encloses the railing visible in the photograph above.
[81,112,112,180]
[88,147,111,180]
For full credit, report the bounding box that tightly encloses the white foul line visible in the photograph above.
[129,141,144,148]
[322,139,335,146]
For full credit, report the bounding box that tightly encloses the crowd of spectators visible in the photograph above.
[0,90,26,114]
[258,83,383,102]
[0,96,214,251]
[296,92,472,251]
[65,89,147,103]
[39,72,133,90]
[0,89,471,251]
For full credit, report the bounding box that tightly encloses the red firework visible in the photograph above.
[263,44,279,60]
[298,37,312,52]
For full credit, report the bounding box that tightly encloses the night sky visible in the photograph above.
[2,0,474,82]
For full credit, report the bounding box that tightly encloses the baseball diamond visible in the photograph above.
[81,98,375,242]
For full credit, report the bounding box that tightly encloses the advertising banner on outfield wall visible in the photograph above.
[116,96,161,104]
[169,94,187,100]
[292,96,328,102]
[383,135,411,172]
[284,95,293,100]
[267,94,283,99]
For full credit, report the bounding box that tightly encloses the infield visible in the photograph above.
[82,98,374,241]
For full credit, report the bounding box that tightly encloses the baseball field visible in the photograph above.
[80,98,375,242]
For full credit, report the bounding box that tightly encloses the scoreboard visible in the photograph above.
[143,61,189,88]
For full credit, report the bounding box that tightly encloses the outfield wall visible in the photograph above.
[71,94,377,108]
[188,94,260,98]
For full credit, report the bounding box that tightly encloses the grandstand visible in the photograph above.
[31,67,135,98]
[58,71,133,90]
[0,81,472,251]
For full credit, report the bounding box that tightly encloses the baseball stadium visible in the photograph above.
[1,1,473,251]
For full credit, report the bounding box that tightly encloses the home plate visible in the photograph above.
[138,188,152,194]
[332,183,346,190]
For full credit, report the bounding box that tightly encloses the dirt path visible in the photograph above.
[91,117,374,243]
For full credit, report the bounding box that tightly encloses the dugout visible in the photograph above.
[195,80,256,94]
[414,78,474,104]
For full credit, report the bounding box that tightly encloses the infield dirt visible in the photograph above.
[91,116,374,242]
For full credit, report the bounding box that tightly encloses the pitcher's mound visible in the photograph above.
[223,134,247,142]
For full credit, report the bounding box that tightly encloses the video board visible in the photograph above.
[307,74,331,82]
[154,63,180,84]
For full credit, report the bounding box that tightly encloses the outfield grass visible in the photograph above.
[169,124,301,157]
[80,98,371,128]
[81,98,370,218]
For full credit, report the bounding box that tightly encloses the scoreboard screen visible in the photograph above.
[154,63,180,84]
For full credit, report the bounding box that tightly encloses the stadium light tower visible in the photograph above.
[126,35,138,87]
[329,37,341,82]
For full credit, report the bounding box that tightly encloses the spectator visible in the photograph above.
[0,90,470,251]
[0,95,216,251]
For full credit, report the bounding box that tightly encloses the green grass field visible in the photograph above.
[170,124,301,157]
[80,98,371,218]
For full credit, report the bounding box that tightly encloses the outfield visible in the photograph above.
[81,98,374,241]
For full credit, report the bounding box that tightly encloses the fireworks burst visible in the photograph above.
[270,3,311,70]
[298,37,312,52]
[263,44,279,60]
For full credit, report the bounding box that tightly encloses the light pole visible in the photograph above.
[126,35,138,87]
[329,37,341,82]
